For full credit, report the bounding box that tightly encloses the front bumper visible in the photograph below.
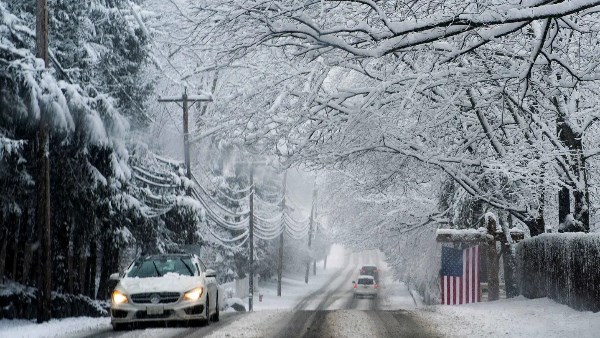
[111,298,208,324]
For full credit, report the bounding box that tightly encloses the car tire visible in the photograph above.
[212,293,220,322]
[112,323,127,331]
[204,297,211,326]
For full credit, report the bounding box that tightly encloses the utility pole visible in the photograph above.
[158,88,212,183]
[305,185,317,284]
[312,192,318,276]
[36,0,52,324]
[313,222,317,276]
[277,171,287,296]
[248,168,255,311]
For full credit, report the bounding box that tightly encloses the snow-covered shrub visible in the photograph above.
[0,281,108,320]
[517,233,600,312]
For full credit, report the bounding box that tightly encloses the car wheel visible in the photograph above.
[212,293,220,322]
[204,297,210,326]
[112,323,127,331]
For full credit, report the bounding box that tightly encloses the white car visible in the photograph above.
[110,253,219,330]
[353,275,378,298]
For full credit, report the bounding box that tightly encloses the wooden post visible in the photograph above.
[36,0,52,323]
[277,171,287,297]
[486,215,500,301]
[502,214,519,298]
[313,223,317,276]
[158,90,212,190]
[248,168,254,311]
[305,185,316,284]
[182,89,191,180]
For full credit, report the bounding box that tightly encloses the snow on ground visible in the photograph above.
[416,296,600,338]
[205,311,290,338]
[376,251,417,311]
[0,317,110,338]
[252,244,347,311]
[324,310,379,336]
[3,246,599,338]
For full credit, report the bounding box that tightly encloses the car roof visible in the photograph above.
[143,253,195,260]
[357,275,374,279]
[361,265,377,267]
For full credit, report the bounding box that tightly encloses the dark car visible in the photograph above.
[359,265,379,282]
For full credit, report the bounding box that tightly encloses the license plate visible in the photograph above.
[147,306,164,315]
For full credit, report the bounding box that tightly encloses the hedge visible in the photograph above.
[517,233,600,312]
[0,281,108,319]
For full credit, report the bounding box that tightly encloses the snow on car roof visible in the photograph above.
[144,253,194,260]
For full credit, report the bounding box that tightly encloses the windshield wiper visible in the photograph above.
[152,261,162,277]
[180,259,194,276]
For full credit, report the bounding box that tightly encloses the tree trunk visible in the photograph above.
[0,231,8,281]
[55,217,69,293]
[86,240,97,299]
[22,241,34,286]
[277,232,283,297]
[555,96,588,230]
[486,215,499,301]
[558,186,570,225]
[96,236,120,300]
[501,244,518,298]
[67,232,74,294]
[525,215,545,237]
[77,241,87,295]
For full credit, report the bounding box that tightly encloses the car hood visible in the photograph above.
[117,274,203,294]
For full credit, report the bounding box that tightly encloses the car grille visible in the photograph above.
[130,292,181,304]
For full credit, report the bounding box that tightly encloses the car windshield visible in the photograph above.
[358,278,374,285]
[361,266,376,272]
[127,257,195,278]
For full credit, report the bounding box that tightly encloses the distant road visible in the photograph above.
[266,250,438,338]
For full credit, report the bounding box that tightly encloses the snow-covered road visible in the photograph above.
[47,249,434,338]
[197,249,437,338]
[7,248,596,337]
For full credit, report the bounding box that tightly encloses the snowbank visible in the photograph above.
[418,296,600,338]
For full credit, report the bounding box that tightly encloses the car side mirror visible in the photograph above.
[109,273,120,281]
[205,269,217,278]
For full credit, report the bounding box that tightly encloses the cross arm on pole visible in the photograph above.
[158,94,213,102]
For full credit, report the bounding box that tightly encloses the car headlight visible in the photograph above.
[184,287,203,301]
[112,290,128,304]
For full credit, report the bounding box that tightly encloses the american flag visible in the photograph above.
[440,245,480,305]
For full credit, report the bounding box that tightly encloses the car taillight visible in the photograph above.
[374,283,378,289]
[353,284,358,289]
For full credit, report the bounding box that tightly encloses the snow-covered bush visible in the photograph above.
[517,233,600,312]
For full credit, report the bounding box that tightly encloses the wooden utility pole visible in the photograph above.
[158,88,212,182]
[36,0,52,323]
[305,185,317,284]
[248,168,255,311]
[313,222,317,276]
[277,171,287,296]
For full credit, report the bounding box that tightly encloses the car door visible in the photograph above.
[198,259,217,310]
